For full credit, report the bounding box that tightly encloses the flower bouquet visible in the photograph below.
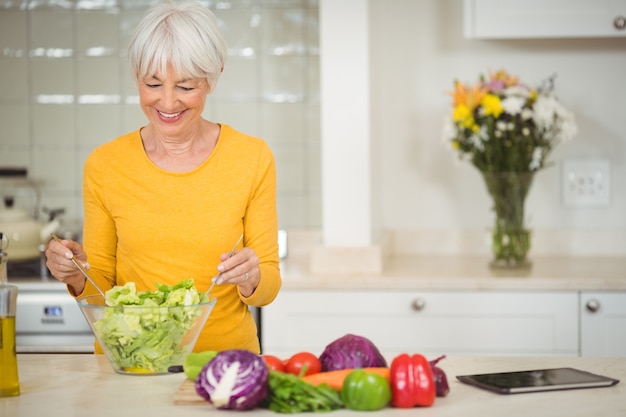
[443,70,577,268]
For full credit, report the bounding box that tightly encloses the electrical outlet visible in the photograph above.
[562,159,610,207]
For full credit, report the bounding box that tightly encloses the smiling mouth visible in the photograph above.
[158,110,182,118]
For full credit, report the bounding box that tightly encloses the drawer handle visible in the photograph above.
[411,298,426,311]
[585,299,600,313]
[614,16,626,30]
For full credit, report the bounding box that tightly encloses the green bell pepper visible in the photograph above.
[341,369,392,411]
[183,350,218,380]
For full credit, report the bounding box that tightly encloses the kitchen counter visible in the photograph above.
[280,254,626,290]
[8,254,626,291]
[3,354,625,417]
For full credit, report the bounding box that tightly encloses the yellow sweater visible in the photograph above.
[80,124,281,353]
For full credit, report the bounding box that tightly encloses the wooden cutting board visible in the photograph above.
[174,379,206,405]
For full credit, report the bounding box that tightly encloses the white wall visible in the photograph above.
[368,0,626,254]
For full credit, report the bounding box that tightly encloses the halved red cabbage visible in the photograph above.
[319,334,387,371]
[195,349,269,410]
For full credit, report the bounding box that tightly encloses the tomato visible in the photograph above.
[262,355,286,372]
[285,352,322,377]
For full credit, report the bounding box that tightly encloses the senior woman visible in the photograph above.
[45,1,281,354]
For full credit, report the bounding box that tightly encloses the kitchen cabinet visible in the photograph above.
[464,0,626,39]
[580,291,626,357]
[261,289,579,358]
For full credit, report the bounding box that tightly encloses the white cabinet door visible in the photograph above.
[261,289,579,358]
[580,291,626,357]
[464,0,626,39]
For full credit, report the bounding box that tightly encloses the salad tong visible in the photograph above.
[50,233,105,298]
[202,233,243,301]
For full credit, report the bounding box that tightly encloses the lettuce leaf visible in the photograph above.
[93,279,203,372]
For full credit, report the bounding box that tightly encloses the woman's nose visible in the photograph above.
[160,87,179,107]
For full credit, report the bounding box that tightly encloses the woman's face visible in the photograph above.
[138,66,210,138]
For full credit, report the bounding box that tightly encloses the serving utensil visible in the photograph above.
[202,233,243,301]
[50,233,105,298]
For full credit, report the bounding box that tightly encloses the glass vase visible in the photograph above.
[481,171,534,270]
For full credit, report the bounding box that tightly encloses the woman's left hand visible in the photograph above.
[214,247,260,297]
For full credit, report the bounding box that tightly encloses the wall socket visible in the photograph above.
[562,159,611,207]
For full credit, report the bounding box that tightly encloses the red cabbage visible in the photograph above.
[195,349,269,410]
[319,334,387,371]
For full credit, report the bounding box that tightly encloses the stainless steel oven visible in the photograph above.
[9,258,94,353]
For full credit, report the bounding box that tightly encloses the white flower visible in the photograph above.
[552,99,574,120]
[471,134,484,151]
[532,95,560,131]
[532,94,578,143]
[521,108,533,120]
[557,115,578,142]
[529,147,543,171]
[496,121,507,131]
[501,96,526,115]
[477,125,489,141]
[522,127,530,136]
[553,104,578,142]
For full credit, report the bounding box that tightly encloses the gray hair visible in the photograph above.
[128,1,228,91]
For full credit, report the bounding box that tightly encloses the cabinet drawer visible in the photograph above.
[261,290,578,358]
[580,291,626,357]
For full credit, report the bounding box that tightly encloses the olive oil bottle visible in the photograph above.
[0,315,20,396]
[0,233,20,397]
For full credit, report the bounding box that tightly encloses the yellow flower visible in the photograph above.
[453,104,470,121]
[452,104,476,129]
[481,94,503,118]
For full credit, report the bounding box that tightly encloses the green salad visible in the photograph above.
[93,278,204,372]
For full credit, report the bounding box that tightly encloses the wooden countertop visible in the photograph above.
[279,254,626,290]
[4,354,625,417]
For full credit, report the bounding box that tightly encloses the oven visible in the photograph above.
[9,257,95,353]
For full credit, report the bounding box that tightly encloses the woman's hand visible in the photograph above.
[214,247,260,297]
[45,238,90,296]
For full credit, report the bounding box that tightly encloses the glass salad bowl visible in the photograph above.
[77,292,216,375]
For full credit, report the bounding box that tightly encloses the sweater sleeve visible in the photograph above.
[240,142,282,307]
[79,146,121,295]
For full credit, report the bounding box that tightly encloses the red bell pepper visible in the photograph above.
[389,353,436,408]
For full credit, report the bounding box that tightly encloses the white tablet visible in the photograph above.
[457,367,620,394]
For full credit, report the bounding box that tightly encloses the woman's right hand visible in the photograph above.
[45,238,90,295]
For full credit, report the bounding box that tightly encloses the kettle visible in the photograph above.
[0,196,59,261]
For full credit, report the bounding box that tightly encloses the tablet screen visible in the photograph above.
[457,367,620,394]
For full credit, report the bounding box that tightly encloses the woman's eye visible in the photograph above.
[178,86,194,91]
[146,83,161,88]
